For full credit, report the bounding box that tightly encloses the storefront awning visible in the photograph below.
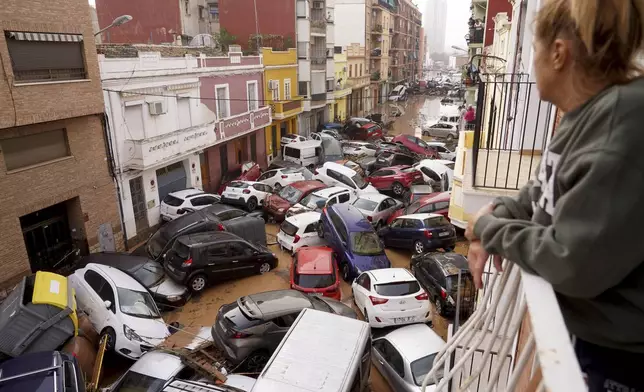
[6,31,83,42]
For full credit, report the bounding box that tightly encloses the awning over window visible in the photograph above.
[6,31,83,42]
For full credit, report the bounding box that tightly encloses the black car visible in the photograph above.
[372,151,418,171]
[146,204,265,262]
[342,117,372,135]
[0,351,85,392]
[77,253,190,308]
[410,252,476,319]
[164,231,278,293]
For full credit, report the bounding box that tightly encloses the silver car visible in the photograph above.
[351,193,402,230]
[372,323,446,391]
[422,122,459,141]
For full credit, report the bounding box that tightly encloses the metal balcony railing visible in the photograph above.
[421,259,586,392]
[468,28,484,45]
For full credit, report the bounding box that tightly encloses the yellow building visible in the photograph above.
[332,49,352,121]
[261,47,304,162]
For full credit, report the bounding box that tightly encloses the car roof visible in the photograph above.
[203,203,244,216]
[383,324,446,363]
[426,141,446,147]
[286,211,321,226]
[423,252,469,276]
[322,161,357,176]
[88,263,148,291]
[330,204,372,231]
[416,191,451,204]
[229,180,260,186]
[244,290,312,319]
[397,213,443,220]
[314,186,350,197]
[289,180,326,192]
[168,188,204,199]
[80,252,149,271]
[296,247,334,274]
[367,268,415,284]
[410,185,434,193]
[129,351,184,379]
[177,231,241,247]
[285,140,322,149]
[356,193,389,203]
[360,122,379,129]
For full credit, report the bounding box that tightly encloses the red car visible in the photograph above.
[217,161,262,194]
[365,165,424,196]
[290,246,342,300]
[263,180,327,222]
[387,191,451,224]
[391,134,439,158]
[352,123,384,141]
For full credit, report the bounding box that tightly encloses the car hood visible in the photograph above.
[267,195,293,209]
[224,375,256,391]
[120,314,170,343]
[361,184,379,194]
[352,253,391,272]
[149,276,188,298]
[317,297,358,319]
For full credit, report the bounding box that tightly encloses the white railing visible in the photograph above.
[422,260,587,392]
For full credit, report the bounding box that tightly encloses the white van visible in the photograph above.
[388,84,407,101]
[282,140,323,168]
[250,308,372,392]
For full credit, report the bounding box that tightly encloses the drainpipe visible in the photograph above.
[102,95,129,251]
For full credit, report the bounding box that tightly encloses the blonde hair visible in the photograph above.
[534,0,644,84]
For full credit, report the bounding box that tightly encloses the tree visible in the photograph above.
[215,28,237,52]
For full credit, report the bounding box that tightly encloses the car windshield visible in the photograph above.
[227,181,250,189]
[350,232,384,255]
[353,198,378,211]
[300,193,328,209]
[416,138,429,149]
[146,229,169,259]
[278,186,304,205]
[352,174,369,189]
[117,288,161,318]
[116,371,166,392]
[295,273,336,288]
[411,352,443,386]
[162,195,183,207]
[131,262,165,287]
[374,281,421,296]
[424,216,451,227]
[406,200,423,214]
[280,220,299,237]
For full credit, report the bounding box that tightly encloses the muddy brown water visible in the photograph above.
[102,96,465,391]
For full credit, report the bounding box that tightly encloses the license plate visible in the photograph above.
[439,232,449,237]
[394,317,414,324]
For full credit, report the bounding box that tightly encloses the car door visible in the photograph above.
[257,170,277,187]
[80,269,116,332]
[401,218,421,248]
[252,183,272,204]
[203,243,235,281]
[265,312,301,349]
[378,198,398,222]
[368,169,394,190]
[352,273,371,310]
[374,339,407,391]
[228,241,259,277]
[384,218,403,247]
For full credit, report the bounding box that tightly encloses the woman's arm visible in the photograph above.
[490,182,534,221]
[473,150,644,299]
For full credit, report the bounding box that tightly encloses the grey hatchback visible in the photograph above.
[211,289,357,372]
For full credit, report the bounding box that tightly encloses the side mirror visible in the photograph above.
[104,300,112,309]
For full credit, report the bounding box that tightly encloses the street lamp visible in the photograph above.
[94,15,133,36]
[451,45,468,53]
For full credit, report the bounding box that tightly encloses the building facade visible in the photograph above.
[391,0,422,84]
[100,44,269,245]
[96,0,220,44]
[0,0,124,287]
[424,0,447,55]
[370,0,395,106]
[262,47,303,163]
[332,47,352,121]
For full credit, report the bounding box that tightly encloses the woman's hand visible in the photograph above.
[465,202,494,242]
[468,240,503,289]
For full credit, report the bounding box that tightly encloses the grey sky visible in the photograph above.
[415,0,469,52]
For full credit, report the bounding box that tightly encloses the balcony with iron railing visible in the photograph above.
[311,9,327,35]
[468,27,485,46]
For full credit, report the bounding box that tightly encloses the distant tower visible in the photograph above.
[424,0,447,54]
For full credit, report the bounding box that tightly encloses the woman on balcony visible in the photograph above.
[465,0,644,390]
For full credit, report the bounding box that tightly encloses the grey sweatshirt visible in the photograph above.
[474,77,644,353]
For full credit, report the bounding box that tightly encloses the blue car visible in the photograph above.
[319,204,391,281]
[378,213,457,255]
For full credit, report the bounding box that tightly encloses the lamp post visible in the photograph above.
[94,15,133,37]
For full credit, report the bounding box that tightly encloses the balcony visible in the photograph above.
[468,27,485,46]
[310,92,327,108]
[347,75,370,88]
[371,24,383,34]
[422,259,585,391]
[124,106,271,170]
[311,56,326,70]
[311,9,327,35]
[334,82,351,98]
[269,97,303,120]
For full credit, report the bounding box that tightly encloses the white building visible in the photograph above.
[424,0,447,54]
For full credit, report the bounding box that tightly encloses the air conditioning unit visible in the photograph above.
[313,2,324,9]
[148,101,167,116]
[269,80,279,90]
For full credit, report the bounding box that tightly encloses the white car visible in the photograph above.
[287,186,356,217]
[421,122,459,141]
[311,129,342,140]
[281,133,307,146]
[342,141,379,157]
[220,181,273,211]
[352,268,430,328]
[69,263,170,360]
[256,167,313,190]
[313,162,379,196]
[372,324,446,391]
[109,350,255,391]
[351,194,402,229]
[160,189,221,221]
[426,142,456,161]
[413,160,455,192]
[276,211,327,254]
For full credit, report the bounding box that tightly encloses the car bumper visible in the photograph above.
[154,291,191,308]
[164,263,188,285]
[367,304,430,328]
[424,236,457,250]
[264,205,287,222]
[211,325,251,365]
[221,196,247,207]
[276,233,295,253]
[115,335,164,359]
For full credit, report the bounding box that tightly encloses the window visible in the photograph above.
[298,81,308,96]
[215,85,230,119]
[198,5,206,20]
[124,104,144,139]
[269,80,280,101]
[359,64,363,76]
[284,79,292,100]
[379,340,405,378]
[296,0,307,17]
[334,46,342,54]
[190,196,218,206]
[84,270,105,294]
[207,244,229,259]
[1,129,70,171]
[390,218,403,228]
[349,65,353,77]
[5,32,87,83]
[273,312,300,328]
[326,79,334,92]
[229,242,253,257]
[418,203,436,213]
[297,42,308,58]
[337,192,350,203]
[246,81,258,111]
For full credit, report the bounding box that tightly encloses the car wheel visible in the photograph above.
[316,221,324,238]
[258,262,271,274]
[434,298,445,317]
[274,183,282,192]
[100,327,116,351]
[341,263,352,282]
[188,274,208,293]
[392,182,405,196]
[245,351,270,373]
[414,240,425,255]
[447,134,455,142]
[246,197,258,211]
